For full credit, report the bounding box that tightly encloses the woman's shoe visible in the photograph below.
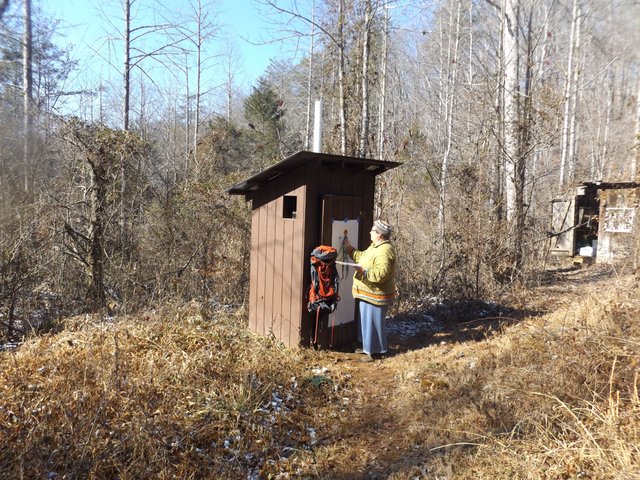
[359,354,375,362]
[354,348,365,354]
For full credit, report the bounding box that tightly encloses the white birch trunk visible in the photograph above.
[491,1,505,220]
[358,0,372,158]
[338,0,347,155]
[503,0,519,224]
[567,2,582,184]
[438,0,462,263]
[559,0,579,188]
[22,0,33,192]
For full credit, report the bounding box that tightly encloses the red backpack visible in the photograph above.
[307,245,340,345]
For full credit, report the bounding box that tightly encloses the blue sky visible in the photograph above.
[39,0,288,91]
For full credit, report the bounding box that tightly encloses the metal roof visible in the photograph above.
[579,181,640,190]
[227,150,401,195]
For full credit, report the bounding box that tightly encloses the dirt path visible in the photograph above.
[300,263,626,479]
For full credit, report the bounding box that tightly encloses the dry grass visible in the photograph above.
[1,271,639,479]
[0,302,337,479]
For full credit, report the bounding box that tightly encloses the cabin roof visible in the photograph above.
[227,150,401,196]
[579,181,640,190]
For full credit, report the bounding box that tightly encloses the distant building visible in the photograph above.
[549,182,640,263]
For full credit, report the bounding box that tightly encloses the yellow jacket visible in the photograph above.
[348,240,397,306]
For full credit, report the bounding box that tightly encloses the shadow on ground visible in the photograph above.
[385,262,627,356]
[535,261,619,286]
[386,298,541,355]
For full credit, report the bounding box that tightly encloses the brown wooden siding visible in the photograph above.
[255,186,268,336]
[291,184,306,346]
[248,166,307,346]
[249,204,259,335]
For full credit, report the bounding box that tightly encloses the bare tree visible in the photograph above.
[22,0,32,192]
[558,0,580,188]
[357,0,373,158]
[437,0,462,272]
[62,121,147,311]
[99,0,188,132]
[376,3,390,159]
[337,0,347,154]
[179,0,219,158]
[502,0,519,224]
[566,0,582,185]
[501,0,528,275]
[304,0,316,150]
[258,0,350,154]
[220,41,241,124]
[123,0,131,131]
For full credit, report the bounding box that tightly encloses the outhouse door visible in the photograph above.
[551,198,576,256]
[316,195,363,347]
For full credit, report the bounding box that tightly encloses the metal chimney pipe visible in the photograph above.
[312,100,323,153]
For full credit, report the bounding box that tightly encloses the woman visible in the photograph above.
[343,220,397,361]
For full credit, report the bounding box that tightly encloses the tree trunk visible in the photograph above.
[338,0,347,155]
[184,54,191,173]
[438,0,462,272]
[567,2,582,184]
[305,1,316,151]
[503,0,519,225]
[193,0,204,158]
[23,0,33,192]
[377,4,389,159]
[89,160,107,311]
[491,0,505,223]
[632,74,640,180]
[559,0,579,188]
[358,0,372,158]
[515,4,534,275]
[123,0,131,131]
[226,57,232,122]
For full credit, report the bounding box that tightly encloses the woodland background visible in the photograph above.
[1,0,639,342]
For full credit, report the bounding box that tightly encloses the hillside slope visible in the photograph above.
[1,266,639,479]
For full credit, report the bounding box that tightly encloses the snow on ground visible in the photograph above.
[386,314,444,339]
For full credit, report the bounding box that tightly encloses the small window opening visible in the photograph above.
[283,195,297,219]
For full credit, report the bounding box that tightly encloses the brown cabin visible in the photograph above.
[228,151,400,348]
[549,182,640,263]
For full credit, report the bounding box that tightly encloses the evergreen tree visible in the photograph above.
[244,77,285,169]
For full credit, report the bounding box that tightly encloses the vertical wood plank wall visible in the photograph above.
[249,159,378,347]
[249,168,307,346]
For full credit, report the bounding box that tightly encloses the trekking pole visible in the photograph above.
[313,308,321,344]
[330,315,335,348]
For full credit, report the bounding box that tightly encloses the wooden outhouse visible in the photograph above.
[228,151,400,348]
[549,182,640,263]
